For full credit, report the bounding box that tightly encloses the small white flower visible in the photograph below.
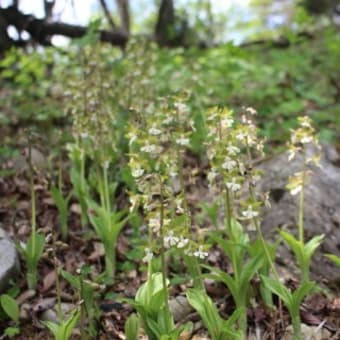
[149,218,160,232]
[164,231,179,248]
[174,102,189,113]
[142,248,153,263]
[222,157,237,171]
[129,195,139,212]
[207,112,218,121]
[148,126,162,135]
[141,144,162,154]
[242,206,259,219]
[238,162,246,175]
[103,160,110,169]
[226,179,241,192]
[176,136,190,146]
[288,149,296,161]
[132,167,144,178]
[289,185,302,196]
[246,107,257,115]
[193,246,208,259]
[129,133,137,145]
[207,169,218,182]
[162,116,174,125]
[227,144,240,156]
[177,237,189,249]
[300,135,313,144]
[299,116,312,128]
[236,132,247,142]
[221,117,233,128]
[80,132,89,139]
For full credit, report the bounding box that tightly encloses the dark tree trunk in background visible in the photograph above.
[155,0,176,46]
[116,0,130,34]
[0,13,12,53]
[44,0,56,21]
[99,0,117,30]
[303,0,337,14]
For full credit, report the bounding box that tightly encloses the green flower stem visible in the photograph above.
[80,156,85,204]
[79,143,87,228]
[245,145,302,338]
[27,269,38,290]
[104,251,115,280]
[159,178,170,318]
[298,157,306,244]
[147,227,153,278]
[58,157,63,192]
[103,165,115,281]
[27,142,38,290]
[223,187,238,277]
[224,186,232,235]
[292,315,302,340]
[176,148,204,290]
[79,274,87,340]
[52,242,62,322]
[103,165,110,213]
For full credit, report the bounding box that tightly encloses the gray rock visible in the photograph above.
[257,144,340,282]
[0,227,20,293]
[169,295,193,323]
[283,323,331,340]
[40,303,75,323]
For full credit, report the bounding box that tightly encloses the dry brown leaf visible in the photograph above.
[88,242,105,261]
[42,270,57,292]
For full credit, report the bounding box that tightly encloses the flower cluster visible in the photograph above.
[287,116,320,163]
[286,116,321,196]
[64,44,119,166]
[128,95,206,261]
[205,106,265,221]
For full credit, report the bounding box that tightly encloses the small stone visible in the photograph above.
[40,303,75,323]
[169,295,193,323]
[0,227,20,293]
[284,324,331,340]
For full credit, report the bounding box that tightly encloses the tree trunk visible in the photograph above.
[116,0,130,34]
[155,0,175,46]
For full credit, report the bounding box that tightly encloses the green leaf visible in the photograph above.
[61,270,80,289]
[261,276,292,307]
[203,267,238,304]
[42,309,80,340]
[304,234,324,260]
[4,326,20,337]
[240,253,264,287]
[279,230,304,267]
[291,280,315,314]
[0,294,19,323]
[42,321,60,338]
[187,288,222,340]
[223,307,245,330]
[125,313,140,340]
[62,309,81,340]
[325,254,340,267]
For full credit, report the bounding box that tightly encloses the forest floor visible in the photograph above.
[1,124,340,339]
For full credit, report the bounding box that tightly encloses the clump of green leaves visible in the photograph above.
[61,267,101,337]
[17,139,45,290]
[0,294,20,338]
[42,308,80,340]
[187,288,243,340]
[262,116,324,339]
[125,273,192,340]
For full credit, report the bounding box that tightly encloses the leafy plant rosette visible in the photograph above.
[123,273,192,340]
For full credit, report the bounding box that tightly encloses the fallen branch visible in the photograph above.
[0,5,128,48]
